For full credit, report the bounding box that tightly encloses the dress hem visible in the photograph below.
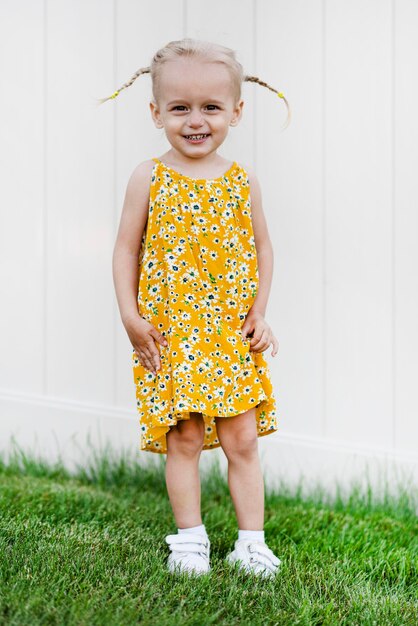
[139,424,279,455]
[138,394,277,455]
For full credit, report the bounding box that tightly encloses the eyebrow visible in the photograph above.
[167,99,225,106]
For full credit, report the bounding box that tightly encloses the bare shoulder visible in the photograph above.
[239,162,260,186]
[115,160,157,257]
[123,159,155,205]
[239,162,262,196]
[239,161,254,176]
[120,160,156,223]
[237,162,272,249]
[128,159,156,186]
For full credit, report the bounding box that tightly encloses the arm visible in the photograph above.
[245,166,274,317]
[113,160,168,375]
[240,165,279,357]
[112,161,151,327]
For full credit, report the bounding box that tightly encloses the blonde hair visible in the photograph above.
[96,37,291,130]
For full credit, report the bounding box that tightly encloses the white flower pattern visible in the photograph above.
[132,158,278,454]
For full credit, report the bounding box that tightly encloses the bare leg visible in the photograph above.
[165,412,205,528]
[215,407,264,529]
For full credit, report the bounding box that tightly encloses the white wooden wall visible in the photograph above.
[1,0,417,495]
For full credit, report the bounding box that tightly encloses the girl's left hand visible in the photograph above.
[241,311,279,357]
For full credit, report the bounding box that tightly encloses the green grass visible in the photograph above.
[0,438,417,626]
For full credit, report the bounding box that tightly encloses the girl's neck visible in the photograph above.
[159,150,229,176]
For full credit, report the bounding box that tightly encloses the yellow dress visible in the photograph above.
[132,157,278,454]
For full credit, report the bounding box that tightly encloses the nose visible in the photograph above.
[187,109,205,128]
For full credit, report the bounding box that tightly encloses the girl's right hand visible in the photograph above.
[125,315,168,376]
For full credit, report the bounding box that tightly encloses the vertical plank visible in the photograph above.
[0,1,45,392]
[325,0,393,446]
[46,0,115,402]
[257,0,324,438]
[394,0,418,454]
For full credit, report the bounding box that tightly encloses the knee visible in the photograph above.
[222,428,258,461]
[167,416,204,456]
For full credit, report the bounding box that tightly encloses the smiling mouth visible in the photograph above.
[183,133,211,141]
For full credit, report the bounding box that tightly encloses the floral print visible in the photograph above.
[132,157,278,454]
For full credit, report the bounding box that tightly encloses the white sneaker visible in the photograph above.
[165,532,211,576]
[225,539,281,578]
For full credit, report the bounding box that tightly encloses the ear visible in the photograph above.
[230,99,244,126]
[150,101,164,128]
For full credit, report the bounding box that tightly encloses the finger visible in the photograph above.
[157,332,168,348]
[249,329,270,352]
[140,351,158,375]
[251,342,270,354]
[150,327,169,347]
[145,334,164,359]
[135,343,158,374]
[250,329,268,351]
[271,335,280,357]
[143,342,162,372]
[133,344,144,359]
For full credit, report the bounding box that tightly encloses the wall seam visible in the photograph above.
[43,0,48,396]
[112,0,117,405]
[322,0,327,439]
[253,0,257,171]
[391,0,396,452]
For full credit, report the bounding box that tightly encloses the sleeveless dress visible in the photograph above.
[132,157,278,454]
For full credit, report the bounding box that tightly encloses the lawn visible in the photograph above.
[0,439,417,625]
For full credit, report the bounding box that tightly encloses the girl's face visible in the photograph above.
[150,58,243,159]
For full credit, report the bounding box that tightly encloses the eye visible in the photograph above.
[171,105,220,111]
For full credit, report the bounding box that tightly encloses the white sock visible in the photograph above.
[238,529,265,542]
[178,523,208,538]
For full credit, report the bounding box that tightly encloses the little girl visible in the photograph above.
[100,38,291,578]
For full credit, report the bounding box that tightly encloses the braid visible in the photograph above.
[95,66,151,105]
[244,75,291,130]
[95,54,291,131]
